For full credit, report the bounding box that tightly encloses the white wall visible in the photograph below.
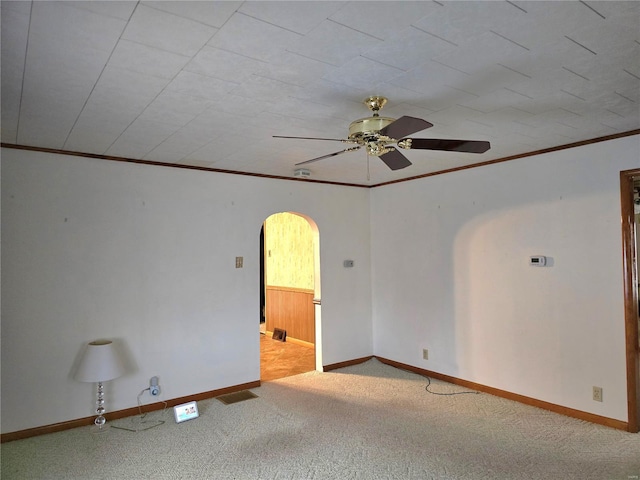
[371,135,639,422]
[1,148,373,433]
[3,136,638,433]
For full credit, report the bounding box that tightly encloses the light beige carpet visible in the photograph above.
[2,358,639,479]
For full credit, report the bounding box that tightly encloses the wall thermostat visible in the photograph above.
[530,256,547,266]
[343,260,354,268]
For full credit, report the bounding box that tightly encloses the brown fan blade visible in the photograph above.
[379,149,412,170]
[295,146,361,166]
[378,116,433,140]
[274,135,355,143]
[403,138,491,153]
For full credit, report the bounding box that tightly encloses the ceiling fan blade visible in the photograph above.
[274,135,354,143]
[379,148,412,170]
[379,116,433,140]
[403,138,491,153]
[295,146,361,166]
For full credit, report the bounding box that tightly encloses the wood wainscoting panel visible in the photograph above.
[265,286,315,344]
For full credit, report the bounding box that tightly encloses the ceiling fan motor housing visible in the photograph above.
[348,116,396,156]
[348,116,395,139]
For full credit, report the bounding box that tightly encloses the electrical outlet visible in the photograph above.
[593,386,603,402]
[422,349,429,360]
[150,376,161,396]
[235,256,243,268]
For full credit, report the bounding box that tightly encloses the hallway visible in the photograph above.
[260,333,315,381]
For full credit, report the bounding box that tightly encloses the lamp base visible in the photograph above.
[90,383,111,434]
[90,423,111,434]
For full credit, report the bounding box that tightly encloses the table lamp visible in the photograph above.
[74,340,126,432]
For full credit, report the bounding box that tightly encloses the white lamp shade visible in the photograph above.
[74,340,126,383]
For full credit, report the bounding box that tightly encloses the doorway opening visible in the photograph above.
[259,212,321,381]
[620,168,640,432]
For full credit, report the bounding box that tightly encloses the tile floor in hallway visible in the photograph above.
[260,332,315,381]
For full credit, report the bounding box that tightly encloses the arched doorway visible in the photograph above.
[259,212,321,381]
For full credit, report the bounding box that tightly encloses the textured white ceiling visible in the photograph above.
[2,1,639,186]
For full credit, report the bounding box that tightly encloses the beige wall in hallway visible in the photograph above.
[264,212,314,290]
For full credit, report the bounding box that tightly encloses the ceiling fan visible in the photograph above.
[274,96,490,171]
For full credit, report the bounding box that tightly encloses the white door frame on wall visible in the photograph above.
[293,212,323,372]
